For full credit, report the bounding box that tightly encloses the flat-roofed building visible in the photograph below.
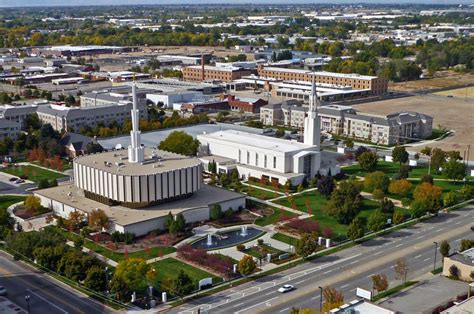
[442,248,474,282]
[182,65,256,82]
[257,65,388,95]
[36,102,147,132]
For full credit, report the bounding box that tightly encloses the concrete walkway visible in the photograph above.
[241,181,285,196]
[66,240,118,267]
[360,191,404,208]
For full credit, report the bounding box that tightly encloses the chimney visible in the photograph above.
[201,53,205,81]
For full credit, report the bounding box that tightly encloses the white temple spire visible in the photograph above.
[303,73,321,149]
[128,82,145,163]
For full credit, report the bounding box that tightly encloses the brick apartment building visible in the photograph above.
[256,65,388,95]
[220,95,268,113]
[182,65,256,82]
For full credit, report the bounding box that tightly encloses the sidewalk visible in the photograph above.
[360,191,404,208]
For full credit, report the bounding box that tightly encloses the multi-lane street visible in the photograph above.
[175,205,474,314]
[0,251,109,314]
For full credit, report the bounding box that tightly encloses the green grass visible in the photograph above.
[274,190,401,240]
[62,231,176,262]
[242,185,280,200]
[151,258,223,286]
[0,195,27,210]
[271,233,298,246]
[253,205,298,227]
[1,165,65,183]
[342,161,442,179]
[426,128,449,140]
[372,281,418,302]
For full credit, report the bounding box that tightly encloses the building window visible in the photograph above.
[264,155,267,168]
[238,149,241,162]
[247,151,249,164]
[273,156,277,168]
[255,153,258,166]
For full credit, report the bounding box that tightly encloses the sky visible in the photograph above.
[0,0,471,8]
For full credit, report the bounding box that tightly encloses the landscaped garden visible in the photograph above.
[0,195,26,211]
[342,161,440,179]
[1,164,65,183]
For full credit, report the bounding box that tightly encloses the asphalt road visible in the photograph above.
[174,205,474,314]
[0,252,109,314]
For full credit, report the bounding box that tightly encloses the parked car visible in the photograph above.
[278,284,294,293]
[9,177,18,182]
[0,285,7,296]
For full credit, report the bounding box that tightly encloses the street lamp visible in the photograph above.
[433,241,438,272]
[25,294,31,313]
[318,286,323,313]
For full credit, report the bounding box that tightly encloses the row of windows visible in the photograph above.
[238,150,277,169]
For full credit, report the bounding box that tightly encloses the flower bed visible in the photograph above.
[177,244,237,278]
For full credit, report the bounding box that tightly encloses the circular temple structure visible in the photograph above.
[73,148,202,208]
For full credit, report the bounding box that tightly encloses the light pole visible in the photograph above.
[318,286,323,313]
[25,294,31,313]
[433,241,438,272]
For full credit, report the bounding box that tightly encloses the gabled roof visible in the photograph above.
[59,132,93,151]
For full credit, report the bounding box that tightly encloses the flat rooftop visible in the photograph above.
[198,130,316,153]
[74,148,201,175]
[262,67,379,80]
[35,183,244,227]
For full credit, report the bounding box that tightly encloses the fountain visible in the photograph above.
[240,225,248,237]
[207,234,213,246]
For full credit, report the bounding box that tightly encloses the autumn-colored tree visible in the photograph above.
[237,255,257,276]
[394,258,408,284]
[388,179,413,198]
[371,273,389,294]
[67,210,85,230]
[24,195,41,212]
[413,182,443,214]
[88,208,109,232]
[322,286,344,312]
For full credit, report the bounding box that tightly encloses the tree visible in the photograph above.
[173,270,195,296]
[73,236,84,249]
[449,264,459,279]
[442,159,467,181]
[397,164,411,180]
[460,239,474,252]
[24,196,41,212]
[413,182,442,214]
[443,191,460,207]
[347,217,364,241]
[112,258,149,293]
[394,258,408,284]
[88,208,109,232]
[393,211,405,224]
[343,138,354,148]
[354,146,369,160]
[317,176,335,199]
[459,185,474,201]
[325,180,362,224]
[380,197,395,213]
[85,142,104,154]
[420,174,434,185]
[388,179,413,198]
[37,179,50,189]
[175,213,186,234]
[358,151,378,172]
[67,211,85,230]
[84,266,107,292]
[392,146,409,164]
[238,255,257,276]
[372,189,385,200]
[430,148,447,173]
[158,131,200,156]
[364,171,390,192]
[367,209,386,232]
[296,233,317,258]
[210,204,221,220]
[322,286,344,312]
[439,240,450,257]
[371,274,388,294]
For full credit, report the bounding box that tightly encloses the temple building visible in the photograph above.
[35,84,245,236]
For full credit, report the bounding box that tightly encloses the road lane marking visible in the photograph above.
[323,270,333,274]
[265,291,274,296]
[235,297,278,314]
[26,289,68,314]
[280,307,290,313]
[311,296,320,300]
[341,284,349,289]
[423,258,430,262]
[414,254,422,259]
[395,243,403,248]
[373,251,383,256]
[415,236,424,240]
[233,302,245,308]
[295,280,305,285]
[454,221,463,225]
[455,239,461,242]
[350,288,356,292]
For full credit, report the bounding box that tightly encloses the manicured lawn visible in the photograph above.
[0,195,26,210]
[151,258,223,286]
[63,231,176,262]
[426,128,449,140]
[242,185,280,200]
[271,232,298,246]
[254,206,298,227]
[1,165,65,183]
[342,161,442,179]
[274,190,404,240]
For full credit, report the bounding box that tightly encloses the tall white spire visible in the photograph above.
[128,83,145,163]
[303,74,321,149]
